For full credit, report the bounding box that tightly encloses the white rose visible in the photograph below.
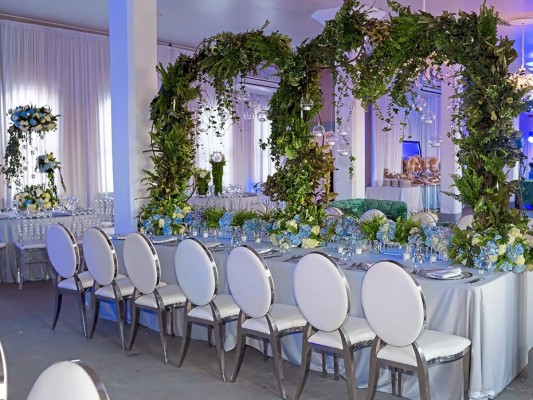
[311,225,320,235]
[48,122,57,130]
[489,255,498,263]
[158,218,165,228]
[34,124,43,131]
[516,255,525,266]
[35,189,43,197]
[472,236,481,246]
[44,202,52,209]
[44,158,49,163]
[524,234,533,247]
[498,244,506,256]
[301,238,320,249]
[27,204,37,211]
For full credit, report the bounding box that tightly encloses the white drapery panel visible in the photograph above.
[372,93,441,185]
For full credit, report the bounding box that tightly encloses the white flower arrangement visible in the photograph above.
[8,105,58,134]
[14,184,58,211]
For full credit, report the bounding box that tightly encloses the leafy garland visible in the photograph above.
[143,0,532,269]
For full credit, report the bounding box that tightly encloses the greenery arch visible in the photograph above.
[142,0,531,269]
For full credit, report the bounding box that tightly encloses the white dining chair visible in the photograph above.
[455,214,474,230]
[250,202,267,214]
[358,209,385,222]
[293,252,374,400]
[27,360,110,400]
[227,245,307,399]
[361,260,471,399]
[325,206,344,220]
[46,223,94,337]
[174,238,240,381]
[0,339,6,400]
[83,227,134,349]
[411,211,437,226]
[123,232,186,363]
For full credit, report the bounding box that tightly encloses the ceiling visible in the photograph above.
[1,0,533,71]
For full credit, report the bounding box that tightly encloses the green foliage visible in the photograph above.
[203,207,225,229]
[393,216,421,245]
[360,215,386,241]
[232,210,256,227]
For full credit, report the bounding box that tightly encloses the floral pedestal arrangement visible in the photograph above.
[194,168,211,196]
[14,184,59,211]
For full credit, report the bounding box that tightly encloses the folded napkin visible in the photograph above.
[426,267,462,279]
[257,248,273,255]
[151,237,179,244]
[204,241,221,248]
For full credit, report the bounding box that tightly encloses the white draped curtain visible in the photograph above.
[0,19,276,207]
[372,93,441,185]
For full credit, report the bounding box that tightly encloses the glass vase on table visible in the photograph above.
[409,244,424,275]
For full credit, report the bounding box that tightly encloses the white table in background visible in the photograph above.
[109,237,532,400]
[188,193,261,211]
[365,186,424,214]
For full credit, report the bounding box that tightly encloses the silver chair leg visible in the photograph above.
[417,363,431,400]
[271,334,287,399]
[156,306,169,363]
[263,338,269,361]
[17,266,23,290]
[207,325,214,347]
[177,319,192,367]
[463,350,471,399]
[89,293,100,339]
[230,328,247,382]
[342,345,356,400]
[213,322,226,381]
[51,291,62,330]
[334,354,339,380]
[366,341,380,400]
[127,303,140,351]
[116,298,127,350]
[398,369,403,397]
[294,340,312,400]
[321,352,327,376]
[78,290,89,338]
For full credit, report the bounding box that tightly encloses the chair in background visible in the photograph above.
[293,252,374,400]
[15,214,51,289]
[123,232,186,363]
[0,339,6,400]
[250,202,267,214]
[174,238,240,381]
[358,209,385,222]
[325,206,344,219]
[27,360,110,400]
[83,227,134,349]
[411,211,437,226]
[455,214,474,230]
[46,224,94,337]
[362,260,471,399]
[227,245,307,399]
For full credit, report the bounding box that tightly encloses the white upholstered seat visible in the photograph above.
[124,232,186,363]
[84,228,135,349]
[27,360,110,400]
[47,224,93,337]
[227,245,306,399]
[362,260,471,399]
[175,238,240,381]
[293,252,374,400]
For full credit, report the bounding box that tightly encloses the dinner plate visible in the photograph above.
[418,270,473,280]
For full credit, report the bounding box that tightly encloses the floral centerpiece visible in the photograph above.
[138,198,191,236]
[2,105,59,187]
[450,224,533,272]
[14,184,58,211]
[194,168,211,196]
[269,206,325,249]
[209,151,226,196]
[36,152,66,197]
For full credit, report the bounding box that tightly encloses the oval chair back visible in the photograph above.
[294,252,350,332]
[123,232,160,295]
[46,224,80,279]
[325,206,343,218]
[411,211,437,226]
[359,209,385,222]
[227,245,273,319]
[83,228,118,286]
[455,214,474,231]
[27,360,109,400]
[361,260,425,347]
[174,238,217,306]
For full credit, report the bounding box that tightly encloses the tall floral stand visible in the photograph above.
[209,151,226,196]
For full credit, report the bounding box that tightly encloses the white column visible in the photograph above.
[439,75,462,219]
[334,99,366,199]
[109,0,157,233]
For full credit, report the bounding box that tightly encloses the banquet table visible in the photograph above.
[108,236,533,400]
[0,210,99,284]
[188,193,262,210]
[365,186,424,214]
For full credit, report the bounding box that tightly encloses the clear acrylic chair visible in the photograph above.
[361,260,471,400]
[227,245,307,399]
[27,360,110,400]
[0,339,6,400]
[15,214,52,289]
[123,232,186,363]
[47,223,94,337]
[83,227,134,349]
[174,238,240,381]
[293,252,375,400]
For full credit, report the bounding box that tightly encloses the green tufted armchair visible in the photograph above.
[329,198,408,220]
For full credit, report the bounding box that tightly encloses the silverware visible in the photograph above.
[465,277,484,285]
[264,253,283,259]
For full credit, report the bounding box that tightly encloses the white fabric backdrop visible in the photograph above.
[372,93,441,185]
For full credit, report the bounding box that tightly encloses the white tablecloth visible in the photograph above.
[188,194,261,210]
[365,186,424,214]
[110,239,532,399]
